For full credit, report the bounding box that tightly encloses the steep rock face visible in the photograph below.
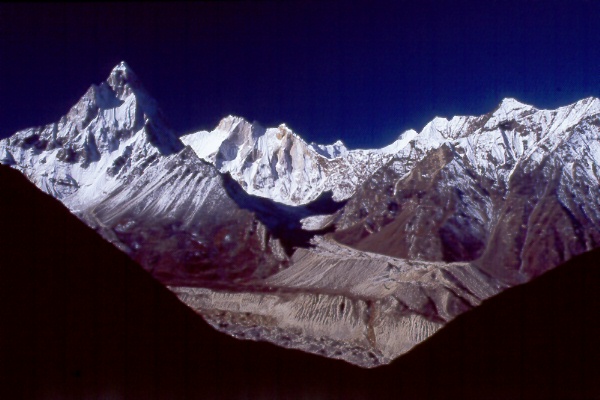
[180,117,412,205]
[333,97,600,285]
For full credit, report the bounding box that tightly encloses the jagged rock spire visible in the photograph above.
[106,61,142,99]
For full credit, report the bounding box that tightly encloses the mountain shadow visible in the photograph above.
[1,164,600,399]
[221,172,346,254]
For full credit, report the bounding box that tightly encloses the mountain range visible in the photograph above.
[1,61,599,367]
[2,162,600,399]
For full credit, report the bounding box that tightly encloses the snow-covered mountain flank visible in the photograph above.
[180,117,412,205]
[0,62,288,286]
[333,96,600,284]
[1,62,599,367]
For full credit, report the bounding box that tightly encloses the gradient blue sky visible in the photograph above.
[1,1,599,148]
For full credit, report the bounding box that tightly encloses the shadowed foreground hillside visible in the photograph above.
[1,164,599,400]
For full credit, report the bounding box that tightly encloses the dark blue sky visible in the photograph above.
[1,1,599,148]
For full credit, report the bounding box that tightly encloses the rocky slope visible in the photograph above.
[332,97,600,285]
[173,236,506,367]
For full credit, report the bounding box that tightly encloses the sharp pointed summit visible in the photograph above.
[0,62,183,202]
[106,61,141,99]
[112,60,133,73]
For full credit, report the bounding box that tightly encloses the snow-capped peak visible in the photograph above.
[181,118,393,205]
[111,60,133,74]
[217,115,251,130]
[106,61,142,100]
[380,129,418,154]
[267,123,302,142]
[310,139,349,159]
[5,61,600,212]
[497,97,532,111]
[0,61,183,205]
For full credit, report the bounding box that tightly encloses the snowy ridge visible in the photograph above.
[0,62,183,211]
[1,61,599,212]
[333,95,600,284]
[181,117,402,205]
[351,96,600,194]
[310,140,349,158]
[181,96,600,206]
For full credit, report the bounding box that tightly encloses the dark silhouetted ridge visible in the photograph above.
[1,164,600,399]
